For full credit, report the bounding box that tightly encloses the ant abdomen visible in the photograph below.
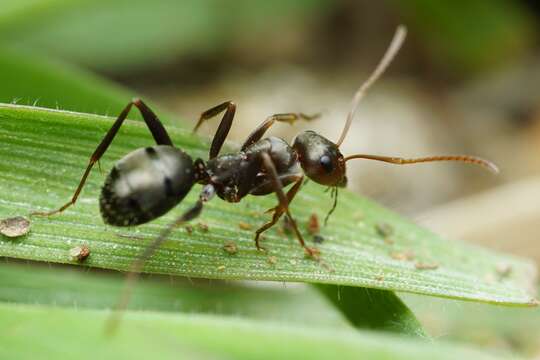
[99,145,195,226]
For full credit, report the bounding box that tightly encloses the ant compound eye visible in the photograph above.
[320,155,333,173]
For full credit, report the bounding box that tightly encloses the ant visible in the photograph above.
[31,25,498,330]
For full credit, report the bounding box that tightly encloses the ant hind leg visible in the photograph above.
[32,98,173,217]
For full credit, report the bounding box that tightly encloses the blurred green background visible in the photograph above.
[1,0,540,357]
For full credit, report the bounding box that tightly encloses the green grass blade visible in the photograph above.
[317,285,427,337]
[0,261,349,329]
[0,302,509,360]
[0,260,424,336]
[0,103,537,307]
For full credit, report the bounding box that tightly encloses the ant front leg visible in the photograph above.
[32,99,172,217]
[253,175,303,250]
[192,101,237,159]
[257,153,319,258]
[241,112,319,151]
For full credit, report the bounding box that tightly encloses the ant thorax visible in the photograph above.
[204,136,301,202]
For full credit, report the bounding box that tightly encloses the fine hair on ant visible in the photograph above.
[31,25,498,332]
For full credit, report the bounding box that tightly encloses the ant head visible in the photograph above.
[293,131,347,187]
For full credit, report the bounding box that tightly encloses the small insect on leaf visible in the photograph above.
[238,222,252,231]
[69,244,90,262]
[223,241,238,255]
[307,213,320,235]
[267,256,277,265]
[390,251,415,261]
[0,216,30,238]
[496,262,512,279]
[197,223,209,232]
[415,262,439,271]
[313,234,325,244]
[375,222,394,238]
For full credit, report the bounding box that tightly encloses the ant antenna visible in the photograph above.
[344,154,499,174]
[336,25,407,147]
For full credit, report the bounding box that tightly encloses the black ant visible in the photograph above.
[31,26,498,330]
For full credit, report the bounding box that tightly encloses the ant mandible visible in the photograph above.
[32,26,497,327]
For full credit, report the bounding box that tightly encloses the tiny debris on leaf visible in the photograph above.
[197,222,209,232]
[69,244,90,262]
[496,262,512,279]
[313,234,325,244]
[116,233,144,240]
[307,213,320,235]
[267,256,277,265]
[390,250,415,261]
[375,222,394,238]
[305,247,321,259]
[184,225,193,235]
[0,216,30,238]
[415,261,439,270]
[238,221,252,230]
[375,275,385,282]
[223,241,238,255]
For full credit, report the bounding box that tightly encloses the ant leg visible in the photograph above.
[253,174,303,249]
[256,153,318,257]
[242,113,319,151]
[32,98,173,217]
[192,101,237,159]
[106,184,215,334]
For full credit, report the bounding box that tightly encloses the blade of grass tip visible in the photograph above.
[316,284,427,338]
